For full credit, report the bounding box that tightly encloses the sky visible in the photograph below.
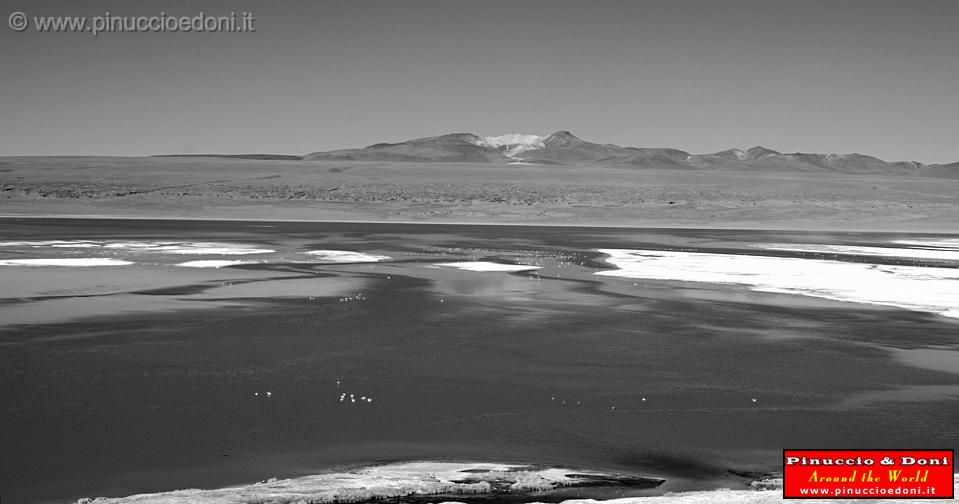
[1,0,958,163]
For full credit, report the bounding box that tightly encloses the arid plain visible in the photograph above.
[1,155,957,231]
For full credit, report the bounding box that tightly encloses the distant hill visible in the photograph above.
[303,133,512,163]
[150,132,956,177]
[153,154,304,161]
[301,131,957,176]
[684,148,926,174]
[303,131,634,164]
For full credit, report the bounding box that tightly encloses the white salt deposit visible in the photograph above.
[534,474,956,504]
[101,241,273,255]
[435,261,541,272]
[0,240,100,247]
[0,258,133,267]
[74,465,959,504]
[75,461,612,504]
[755,243,959,261]
[71,457,959,504]
[596,249,959,319]
[303,250,390,263]
[894,238,959,250]
[175,260,252,268]
[0,240,273,255]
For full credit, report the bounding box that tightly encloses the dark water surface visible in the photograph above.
[1,218,957,502]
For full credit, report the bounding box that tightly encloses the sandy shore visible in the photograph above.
[1,156,957,232]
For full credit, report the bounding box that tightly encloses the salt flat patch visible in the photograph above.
[176,260,253,268]
[755,243,959,261]
[0,258,132,267]
[596,249,959,319]
[0,240,100,247]
[894,238,959,250]
[73,468,959,504]
[303,250,390,263]
[75,461,641,504]
[525,474,958,504]
[0,240,273,255]
[436,261,541,272]
[102,241,273,255]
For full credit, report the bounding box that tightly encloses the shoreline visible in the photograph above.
[69,458,767,504]
[66,463,959,504]
[3,212,958,235]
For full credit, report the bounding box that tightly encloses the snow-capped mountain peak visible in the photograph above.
[475,133,546,157]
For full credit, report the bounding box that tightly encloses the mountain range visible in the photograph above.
[300,131,958,176]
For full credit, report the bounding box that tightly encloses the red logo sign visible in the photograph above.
[783,449,954,499]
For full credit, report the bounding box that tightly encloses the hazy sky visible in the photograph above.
[2,0,957,163]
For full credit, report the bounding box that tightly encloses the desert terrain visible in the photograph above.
[1,155,957,232]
